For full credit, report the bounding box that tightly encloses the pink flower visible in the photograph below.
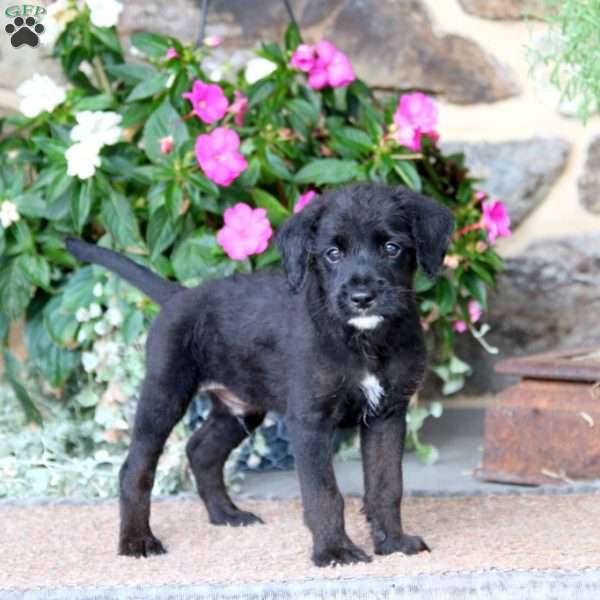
[475,190,488,203]
[159,135,174,154]
[229,90,248,127]
[165,47,179,60]
[292,39,356,90]
[217,203,273,260]
[204,35,223,48]
[482,200,511,244]
[468,300,482,323]
[290,44,315,72]
[195,127,247,187]
[183,80,229,125]
[294,190,317,214]
[392,92,439,151]
[453,320,468,334]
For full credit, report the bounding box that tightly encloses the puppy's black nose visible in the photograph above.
[350,289,376,309]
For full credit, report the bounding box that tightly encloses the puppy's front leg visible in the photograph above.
[360,406,429,556]
[287,412,371,567]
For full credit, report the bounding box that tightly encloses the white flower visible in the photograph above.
[77,328,88,342]
[0,201,20,229]
[88,303,102,318]
[75,307,90,322]
[70,111,122,147]
[94,321,108,336]
[105,308,123,327]
[165,73,176,89]
[65,140,102,179]
[93,283,104,297]
[85,0,123,28]
[82,351,99,372]
[16,74,67,118]
[245,57,277,84]
[42,0,79,47]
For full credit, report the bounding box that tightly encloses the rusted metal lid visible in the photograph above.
[495,347,600,383]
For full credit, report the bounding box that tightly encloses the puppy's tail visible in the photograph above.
[65,238,182,306]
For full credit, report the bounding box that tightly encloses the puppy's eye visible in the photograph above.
[325,247,343,263]
[383,242,402,258]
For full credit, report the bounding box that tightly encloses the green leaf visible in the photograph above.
[130,31,172,58]
[2,351,42,425]
[165,181,183,221]
[60,267,95,312]
[121,100,158,128]
[101,191,143,249]
[18,253,50,290]
[0,257,32,319]
[414,269,435,293]
[435,277,456,316]
[286,98,318,137]
[394,161,422,193]
[248,80,276,107]
[90,25,122,54]
[44,296,78,348]
[462,270,487,309]
[186,171,219,197]
[25,310,79,387]
[147,206,179,260]
[284,22,302,52]
[294,159,362,185]
[72,93,114,111]
[105,63,158,84]
[250,188,290,226]
[263,148,292,181]
[171,230,233,283]
[0,313,8,341]
[330,126,373,157]
[126,73,170,102]
[142,99,189,163]
[122,309,145,345]
[71,180,93,233]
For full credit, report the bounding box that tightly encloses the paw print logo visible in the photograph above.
[5,16,45,48]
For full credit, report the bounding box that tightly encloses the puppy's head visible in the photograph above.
[275,183,454,330]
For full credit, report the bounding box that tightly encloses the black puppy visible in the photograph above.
[66,183,453,567]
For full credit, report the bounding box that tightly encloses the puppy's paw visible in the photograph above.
[210,508,264,527]
[374,533,429,556]
[313,543,371,568]
[119,534,166,558]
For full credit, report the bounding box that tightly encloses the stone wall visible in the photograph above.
[1,0,599,393]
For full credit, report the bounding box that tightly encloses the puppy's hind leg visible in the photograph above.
[119,371,197,557]
[187,401,265,526]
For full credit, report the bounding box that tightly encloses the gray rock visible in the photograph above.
[578,135,600,214]
[443,138,570,229]
[121,0,520,104]
[456,235,600,394]
[458,0,556,20]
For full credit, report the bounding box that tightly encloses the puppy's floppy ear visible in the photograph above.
[402,189,455,279]
[275,197,324,292]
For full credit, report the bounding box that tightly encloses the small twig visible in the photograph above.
[197,0,209,46]
[92,56,112,97]
[283,0,298,27]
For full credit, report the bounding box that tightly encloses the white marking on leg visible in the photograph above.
[360,373,384,412]
[348,315,383,330]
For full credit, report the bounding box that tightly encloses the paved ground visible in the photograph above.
[238,407,538,499]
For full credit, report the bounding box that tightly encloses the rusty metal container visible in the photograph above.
[476,348,600,485]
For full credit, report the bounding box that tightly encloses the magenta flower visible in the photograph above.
[183,80,229,125]
[290,44,315,72]
[294,190,317,214]
[165,47,179,60]
[217,203,273,260]
[204,35,223,48]
[229,90,248,127]
[195,127,247,187]
[291,39,356,90]
[159,135,174,155]
[393,92,439,151]
[468,300,482,323]
[482,200,511,244]
[453,320,468,334]
[475,190,488,203]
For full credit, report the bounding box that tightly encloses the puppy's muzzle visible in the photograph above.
[350,288,376,310]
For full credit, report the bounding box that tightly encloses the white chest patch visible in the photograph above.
[360,373,385,411]
[348,315,383,330]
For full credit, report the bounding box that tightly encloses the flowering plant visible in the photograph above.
[0,3,508,469]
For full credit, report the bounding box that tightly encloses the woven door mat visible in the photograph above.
[2,494,600,598]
